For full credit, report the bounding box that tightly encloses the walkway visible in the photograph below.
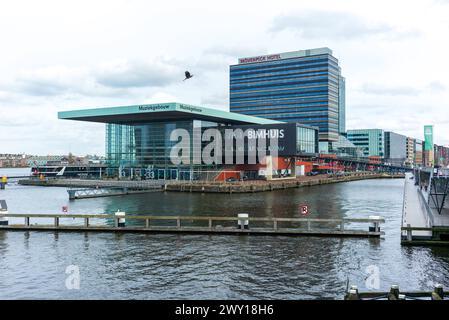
[402,173,432,237]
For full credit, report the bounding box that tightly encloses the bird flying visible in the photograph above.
[184,71,194,81]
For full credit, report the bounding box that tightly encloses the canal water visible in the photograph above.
[0,168,448,299]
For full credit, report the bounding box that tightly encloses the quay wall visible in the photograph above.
[18,173,404,194]
[165,173,404,193]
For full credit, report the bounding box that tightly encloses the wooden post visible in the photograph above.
[208,219,212,229]
[407,224,412,241]
[177,218,181,228]
[273,219,278,230]
[84,218,89,227]
[114,218,118,228]
[145,219,150,229]
[340,220,344,231]
[54,217,59,227]
[25,217,30,227]
[307,220,311,231]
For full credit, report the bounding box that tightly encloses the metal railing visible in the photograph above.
[0,213,385,234]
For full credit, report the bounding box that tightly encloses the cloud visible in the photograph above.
[95,59,180,88]
[204,46,267,59]
[13,66,88,96]
[1,58,185,100]
[359,81,447,96]
[427,81,446,92]
[142,92,179,104]
[269,10,419,40]
[200,92,228,109]
[360,83,420,96]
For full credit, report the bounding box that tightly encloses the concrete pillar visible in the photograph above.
[369,216,381,232]
[0,209,8,226]
[237,213,249,230]
[115,210,126,227]
[388,285,400,300]
[68,190,76,200]
[407,223,412,241]
[345,287,360,300]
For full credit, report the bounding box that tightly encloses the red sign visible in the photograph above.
[300,204,309,216]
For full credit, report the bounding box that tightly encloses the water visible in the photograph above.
[0,168,448,299]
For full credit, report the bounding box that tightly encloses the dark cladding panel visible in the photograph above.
[225,123,301,156]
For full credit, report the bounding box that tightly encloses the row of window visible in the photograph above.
[230,87,329,100]
[230,85,339,100]
[230,68,340,83]
[230,72,333,87]
[230,69,331,84]
[230,96,330,108]
[230,78,339,92]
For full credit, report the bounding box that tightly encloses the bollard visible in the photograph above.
[368,216,381,232]
[345,289,360,300]
[237,213,249,230]
[0,200,8,225]
[432,284,444,300]
[115,210,126,227]
[388,285,400,300]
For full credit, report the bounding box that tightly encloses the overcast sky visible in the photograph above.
[1,0,448,155]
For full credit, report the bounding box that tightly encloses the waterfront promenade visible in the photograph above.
[402,173,432,238]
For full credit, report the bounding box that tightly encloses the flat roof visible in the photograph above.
[235,47,333,65]
[58,102,282,125]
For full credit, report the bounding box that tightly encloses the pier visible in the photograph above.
[0,213,385,238]
[67,187,162,200]
[345,284,445,300]
[401,170,449,246]
[18,178,166,189]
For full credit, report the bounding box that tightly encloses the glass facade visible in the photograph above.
[106,120,221,177]
[346,129,385,158]
[230,48,343,142]
[105,120,319,178]
[339,76,346,134]
[384,131,407,166]
[327,135,363,158]
[297,125,318,154]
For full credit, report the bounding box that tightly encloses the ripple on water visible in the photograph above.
[0,175,448,299]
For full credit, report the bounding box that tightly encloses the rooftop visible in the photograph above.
[236,47,333,65]
[58,102,282,125]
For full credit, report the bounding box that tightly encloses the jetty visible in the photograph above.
[67,186,161,200]
[0,213,385,238]
[345,284,445,300]
[401,169,449,245]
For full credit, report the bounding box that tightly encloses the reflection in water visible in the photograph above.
[0,169,448,299]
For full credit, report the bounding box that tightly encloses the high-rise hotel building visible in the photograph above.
[230,47,344,142]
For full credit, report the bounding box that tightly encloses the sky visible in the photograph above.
[0,0,448,156]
